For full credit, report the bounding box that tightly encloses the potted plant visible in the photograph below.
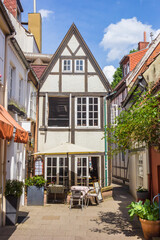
[136,186,150,201]
[5,179,24,225]
[127,199,160,240]
[25,176,46,206]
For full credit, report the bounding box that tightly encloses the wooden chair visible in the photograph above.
[69,190,85,210]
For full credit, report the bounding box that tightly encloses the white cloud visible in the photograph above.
[100,17,160,62]
[103,65,116,83]
[39,9,54,19]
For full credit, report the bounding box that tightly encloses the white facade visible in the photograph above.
[38,24,111,187]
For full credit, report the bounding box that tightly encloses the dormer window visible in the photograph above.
[62,60,72,72]
[75,60,84,72]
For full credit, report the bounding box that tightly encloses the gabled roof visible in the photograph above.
[126,33,160,86]
[31,64,47,80]
[40,23,111,91]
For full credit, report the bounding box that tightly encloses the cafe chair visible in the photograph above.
[86,189,99,207]
[69,190,85,210]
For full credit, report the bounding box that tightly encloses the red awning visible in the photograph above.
[0,105,28,143]
[0,113,13,140]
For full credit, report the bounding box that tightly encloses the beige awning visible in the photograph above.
[34,142,103,155]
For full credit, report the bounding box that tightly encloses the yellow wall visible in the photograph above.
[143,54,160,89]
[28,13,42,52]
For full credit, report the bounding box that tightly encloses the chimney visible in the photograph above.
[3,0,23,20]
[138,31,149,51]
[28,0,42,53]
[28,13,42,53]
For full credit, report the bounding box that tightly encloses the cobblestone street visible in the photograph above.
[0,185,144,240]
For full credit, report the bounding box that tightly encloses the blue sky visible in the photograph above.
[21,0,160,83]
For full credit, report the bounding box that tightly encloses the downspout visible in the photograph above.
[104,97,108,186]
[2,32,15,226]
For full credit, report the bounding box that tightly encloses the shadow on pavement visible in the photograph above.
[0,211,29,240]
[90,184,144,239]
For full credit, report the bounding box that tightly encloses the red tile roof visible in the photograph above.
[31,65,47,80]
[128,49,148,71]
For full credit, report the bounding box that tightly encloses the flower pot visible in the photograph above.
[27,186,44,206]
[139,218,160,240]
[6,195,20,225]
[136,191,150,201]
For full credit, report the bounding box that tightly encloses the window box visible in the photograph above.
[8,103,20,114]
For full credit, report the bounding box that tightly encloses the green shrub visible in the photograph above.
[127,199,159,221]
[25,176,46,188]
[5,180,24,197]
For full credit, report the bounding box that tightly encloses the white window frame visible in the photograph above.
[45,156,69,185]
[62,59,72,72]
[75,59,84,72]
[8,65,15,99]
[19,77,23,104]
[75,97,100,128]
[111,104,118,126]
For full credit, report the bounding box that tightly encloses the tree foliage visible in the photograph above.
[129,48,138,54]
[111,66,122,89]
[107,91,160,154]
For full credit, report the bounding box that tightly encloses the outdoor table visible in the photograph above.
[71,186,89,196]
[47,185,65,203]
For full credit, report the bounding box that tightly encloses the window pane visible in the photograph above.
[77,105,81,111]
[94,98,98,104]
[94,112,98,118]
[89,98,93,104]
[89,105,93,111]
[65,158,68,167]
[59,168,63,176]
[94,105,98,111]
[52,168,56,176]
[83,168,86,176]
[77,112,81,118]
[82,120,86,126]
[80,60,83,65]
[47,168,51,176]
[94,120,98,126]
[59,158,63,166]
[47,177,51,183]
[52,177,56,184]
[80,66,83,71]
[65,168,68,176]
[82,112,86,118]
[89,120,93,126]
[77,168,81,176]
[64,60,66,65]
[83,158,86,166]
[59,177,63,185]
[77,98,81,104]
[77,120,81,126]
[89,112,93,118]
[82,98,86,104]
[82,105,86,111]
[53,158,57,166]
[77,158,81,166]
[76,66,79,71]
[47,158,51,166]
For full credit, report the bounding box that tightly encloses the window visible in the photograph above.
[63,59,72,72]
[111,104,118,126]
[77,157,88,186]
[30,91,36,120]
[8,66,15,99]
[46,157,68,186]
[35,158,43,175]
[19,78,23,104]
[75,60,84,72]
[48,97,69,127]
[137,153,143,187]
[76,97,99,127]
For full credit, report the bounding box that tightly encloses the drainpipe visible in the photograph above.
[104,91,117,187]
[104,97,108,186]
